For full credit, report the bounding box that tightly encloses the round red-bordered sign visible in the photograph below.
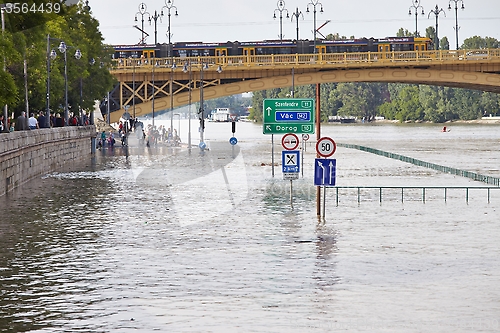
[316,137,337,157]
[281,133,299,150]
[302,134,310,141]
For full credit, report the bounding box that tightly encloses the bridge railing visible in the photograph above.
[111,49,500,71]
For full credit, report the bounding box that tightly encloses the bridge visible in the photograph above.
[108,49,500,123]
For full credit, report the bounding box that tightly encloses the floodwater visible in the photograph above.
[1,121,499,332]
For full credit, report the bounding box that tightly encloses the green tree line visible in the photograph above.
[249,33,500,123]
[0,0,114,122]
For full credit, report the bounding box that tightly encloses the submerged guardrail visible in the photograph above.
[331,186,498,205]
[338,143,500,187]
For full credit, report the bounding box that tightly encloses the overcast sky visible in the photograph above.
[90,0,500,47]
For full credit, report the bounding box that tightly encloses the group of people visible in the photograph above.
[143,124,180,147]
[1,111,90,132]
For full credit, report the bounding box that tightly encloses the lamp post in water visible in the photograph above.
[273,0,289,43]
[161,0,178,136]
[448,0,465,50]
[408,0,425,37]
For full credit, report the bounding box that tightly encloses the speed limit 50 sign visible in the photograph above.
[316,137,337,157]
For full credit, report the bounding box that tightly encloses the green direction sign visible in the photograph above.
[263,98,315,135]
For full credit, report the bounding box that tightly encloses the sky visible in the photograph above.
[89,0,500,47]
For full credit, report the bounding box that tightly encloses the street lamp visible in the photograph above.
[290,7,304,43]
[1,3,11,132]
[306,0,323,54]
[135,3,151,45]
[428,5,446,50]
[58,41,82,125]
[408,0,425,37]
[273,0,289,43]
[448,0,465,50]
[183,61,192,150]
[149,10,162,45]
[198,63,208,150]
[161,0,178,57]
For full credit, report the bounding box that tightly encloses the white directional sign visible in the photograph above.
[316,137,337,158]
[314,159,336,186]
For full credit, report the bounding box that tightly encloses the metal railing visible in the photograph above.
[330,186,498,205]
[338,143,500,187]
[111,49,500,71]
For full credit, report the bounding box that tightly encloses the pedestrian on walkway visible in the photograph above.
[15,112,29,131]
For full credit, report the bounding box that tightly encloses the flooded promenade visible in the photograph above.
[1,122,499,332]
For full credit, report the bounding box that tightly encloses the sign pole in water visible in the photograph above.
[315,137,337,218]
[263,98,315,135]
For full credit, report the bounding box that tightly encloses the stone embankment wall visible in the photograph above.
[0,126,96,195]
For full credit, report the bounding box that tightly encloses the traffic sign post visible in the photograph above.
[263,98,315,134]
[282,149,301,209]
[282,150,300,174]
[314,159,336,186]
[316,137,337,158]
[281,133,299,151]
[315,137,338,219]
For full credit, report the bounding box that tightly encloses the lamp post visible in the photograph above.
[183,61,192,150]
[162,0,178,57]
[89,57,95,126]
[408,0,425,37]
[135,3,151,45]
[174,113,181,139]
[290,7,304,42]
[428,5,446,50]
[199,63,208,150]
[448,0,464,50]
[306,0,323,54]
[1,3,10,131]
[58,41,82,125]
[273,0,289,42]
[149,10,162,45]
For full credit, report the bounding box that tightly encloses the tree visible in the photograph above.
[462,36,499,49]
[0,1,114,119]
[440,36,450,50]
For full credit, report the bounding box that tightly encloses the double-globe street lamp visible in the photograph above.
[306,0,323,54]
[448,0,465,50]
[428,5,446,50]
[408,0,425,37]
[290,7,304,43]
[135,3,151,45]
[273,0,289,43]
[161,0,178,134]
[46,36,81,127]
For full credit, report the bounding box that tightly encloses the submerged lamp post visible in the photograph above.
[428,5,446,50]
[273,0,289,43]
[448,0,465,50]
[306,0,323,54]
[408,0,425,37]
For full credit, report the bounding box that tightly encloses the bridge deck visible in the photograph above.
[107,49,500,123]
